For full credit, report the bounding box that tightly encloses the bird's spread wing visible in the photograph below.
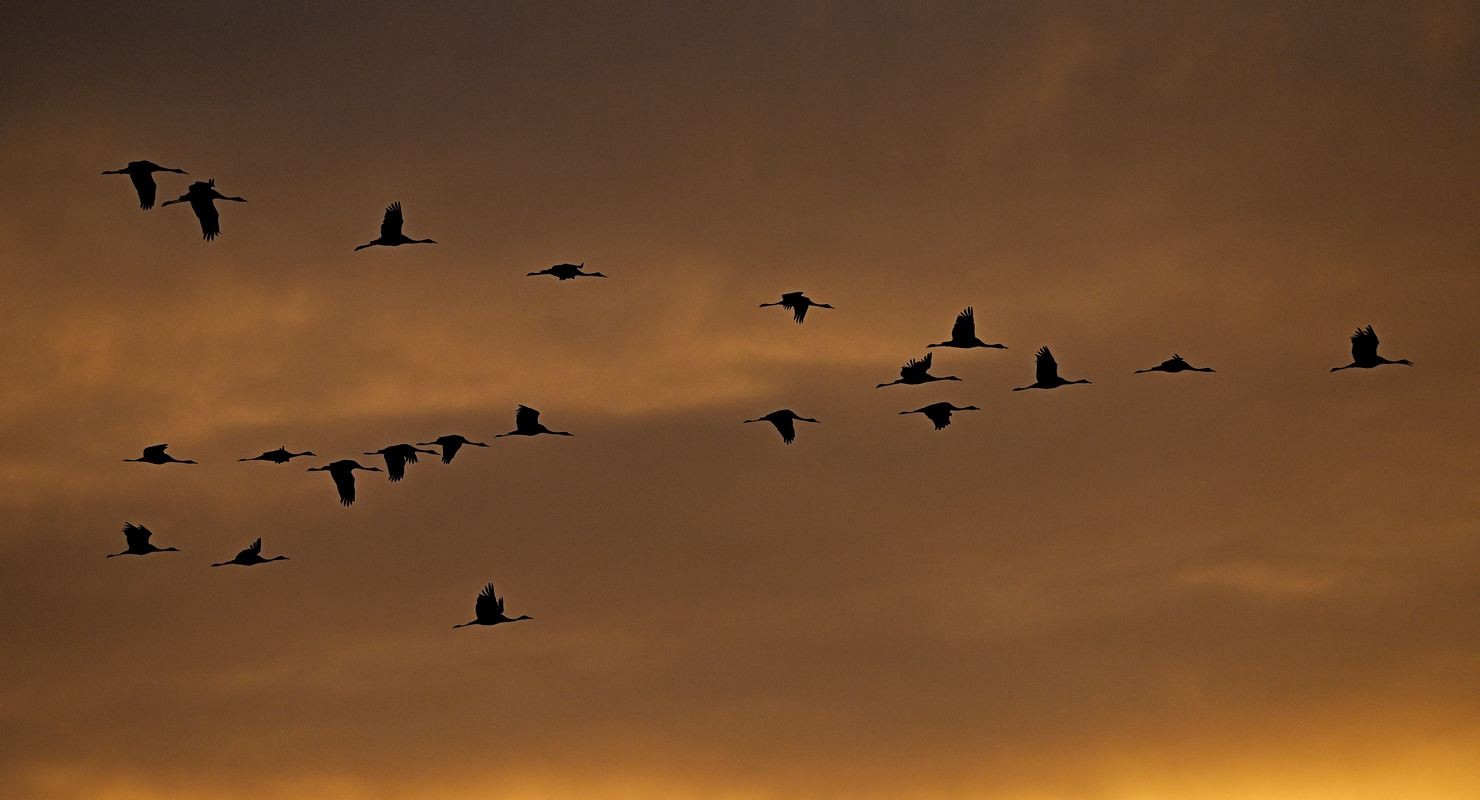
[515,405,540,430]
[331,469,356,506]
[247,538,262,555]
[950,307,975,340]
[129,171,157,209]
[143,444,169,458]
[780,292,804,301]
[385,451,407,481]
[774,416,796,444]
[1166,354,1188,368]
[1035,347,1058,383]
[924,406,951,430]
[901,353,931,378]
[791,302,808,324]
[1352,326,1378,361]
[441,439,463,464]
[381,202,404,239]
[475,583,503,621]
[123,522,152,548]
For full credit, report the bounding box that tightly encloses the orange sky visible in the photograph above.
[2,2,1478,798]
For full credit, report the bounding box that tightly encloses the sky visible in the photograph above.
[1,1,1478,797]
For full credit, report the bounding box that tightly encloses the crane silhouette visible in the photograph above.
[876,352,962,388]
[363,443,439,482]
[101,161,187,210]
[211,538,289,567]
[494,405,573,438]
[239,446,316,464]
[1135,354,1216,374]
[107,523,179,558]
[161,179,246,241]
[354,202,437,250]
[527,262,606,280]
[900,402,980,430]
[1013,347,1092,391]
[124,444,198,465]
[927,307,1006,349]
[743,409,819,444]
[306,460,382,506]
[453,581,533,629]
[417,434,490,464]
[759,292,835,324]
[1332,325,1414,372]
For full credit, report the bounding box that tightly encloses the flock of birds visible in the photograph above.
[102,159,1417,630]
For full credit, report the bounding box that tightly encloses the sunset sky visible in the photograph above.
[2,1,1478,798]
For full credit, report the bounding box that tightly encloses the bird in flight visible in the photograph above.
[363,443,439,482]
[927,307,1006,349]
[107,523,179,558]
[495,405,574,438]
[306,460,382,506]
[239,446,316,464]
[1135,354,1216,374]
[1013,347,1092,391]
[899,402,980,430]
[354,202,437,251]
[759,291,835,324]
[876,352,962,388]
[161,179,246,241]
[453,581,534,629]
[743,409,820,444]
[1332,325,1413,372]
[101,160,187,210]
[124,444,198,465]
[527,262,606,280]
[417,435,490,464]
[211,538,289,567]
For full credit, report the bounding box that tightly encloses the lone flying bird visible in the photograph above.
[107,523,179,558]
[363,443,439,482]
[124,444,198,465]
[900,402,980,430]
[211,538,289,567]
[494,405,574,438]
[1135,354,1216,374]
[354,202,437,250]
[453,581,534,629]
[101,160,187,209]
[743,409,819,444]
[1331,325,1413,372]
[239,446,316,464]
[927,307,1006,349]
[527,262,606,280]
[306,460,382,506]
[1013,347,1091,391]
[759,292,834,324]
[417,434,490,464]
[161,179,246,241]
[876,352,962,388]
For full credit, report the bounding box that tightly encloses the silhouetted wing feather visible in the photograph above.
[1035,347,1059,383]
[924,406,951,430]
[791,302,808,324]
[950,307,976,340]
[901,352,931,379]
[381,202,404,239]
[441,439,463,464]
[143,444,169,458]
[129,171,157,209]
[247,538,262,555]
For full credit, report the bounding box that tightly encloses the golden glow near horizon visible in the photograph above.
[2,2,1477,798]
